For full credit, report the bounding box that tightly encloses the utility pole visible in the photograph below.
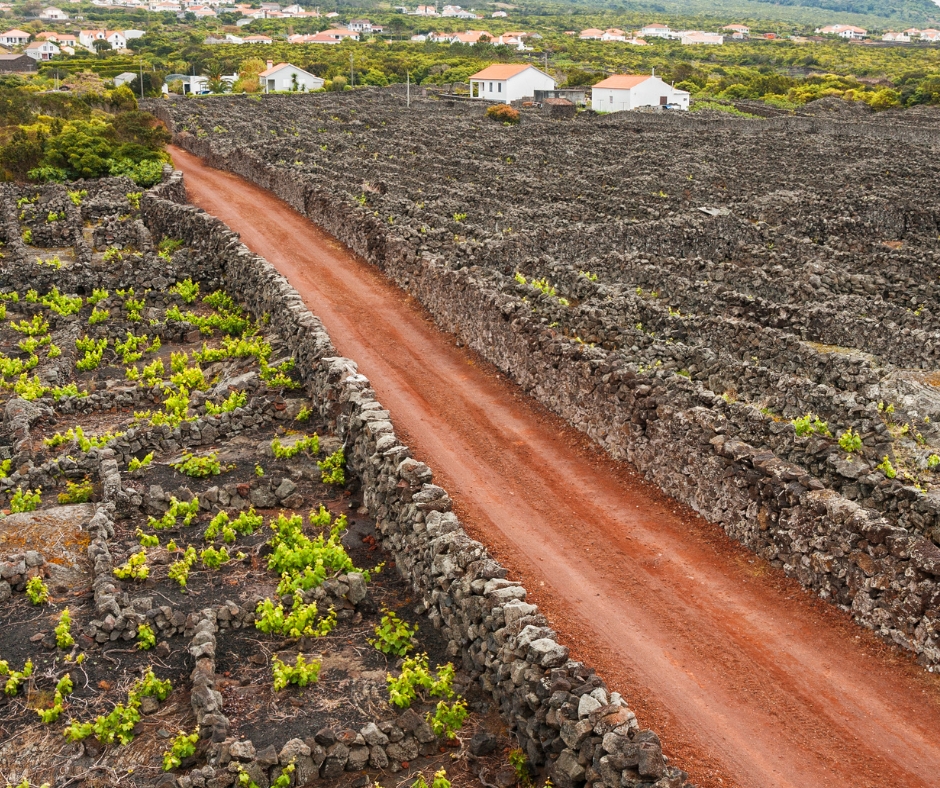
[139,58,144,100]
[407,70,410,107]
[350,54,354,87]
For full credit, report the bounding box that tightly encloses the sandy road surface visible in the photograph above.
[170,145,940,788]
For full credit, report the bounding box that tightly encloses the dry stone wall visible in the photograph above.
[153,92,940,670]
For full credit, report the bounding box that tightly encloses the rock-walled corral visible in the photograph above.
[0,173,685,788]
[154,90,940,669]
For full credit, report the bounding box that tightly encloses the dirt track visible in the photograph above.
[170,145,940,788]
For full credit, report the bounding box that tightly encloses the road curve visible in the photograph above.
[169,145,940,788]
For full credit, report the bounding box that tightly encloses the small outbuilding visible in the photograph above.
[591,74,690,112]
[0,53,37,72]
[468,63,555,102]
[542,97,576,119]
[258,61,325,93]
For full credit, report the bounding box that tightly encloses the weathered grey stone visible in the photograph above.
[360,722,388,747]
[229,740,255,761]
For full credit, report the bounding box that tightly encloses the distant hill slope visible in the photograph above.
[544,0,940,28]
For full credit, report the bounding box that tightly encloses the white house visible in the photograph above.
[258,61,324,92]
[0,29,31,47]
[680,31,724,45]
[579,28,603,40]
[40,6,69,19]
[79,28,105,49]
[24,40,59,59]
[882,31,910,42]
[469,63,554,102]
[348,19,374,32]
[723,24,749,37]
[106,30,127,49]
[591,74,689,112]
[816,24,867,39]
[113,71,137,86]
[639,23,673,38]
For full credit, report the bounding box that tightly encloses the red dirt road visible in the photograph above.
[170,146,940,788]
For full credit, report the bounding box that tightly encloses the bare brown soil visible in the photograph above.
[170,145,940,788]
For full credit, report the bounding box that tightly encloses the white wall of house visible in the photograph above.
[471,67,554,101]
[262,66,324,92]
[592,78,689,112]
[25,41,59,60]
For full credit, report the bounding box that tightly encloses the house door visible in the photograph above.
[660,96,667,105]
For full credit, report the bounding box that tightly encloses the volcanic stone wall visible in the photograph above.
[153,92,940,670]
[141,176,687,788]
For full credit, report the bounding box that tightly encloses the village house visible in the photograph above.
[442,5,479,18]
[242,34,273,43]
[602,28,627,41]
[579,28,603,40]
[816,24,867,39]
[469,63,555,102]
[39,6,69,19]
[348,19,375,32]
[449,30,490,44]
[301,29,359,44]
[882,31,910,42]
[258,60,324,92]
[591,73,690,112]
[723,24,749,38]
[491,10,506,17]
[921,29,940,41]
[410,5,438,15]
[79,29,104,49]
[639,23,673,39]
[24,40,59,59]
[0,29,31,47]
[113,71,137,87]
[680,31,724,45]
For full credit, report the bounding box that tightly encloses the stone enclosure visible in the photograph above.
[155,89,940,671]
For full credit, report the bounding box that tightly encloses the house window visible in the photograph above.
[609,95,613,103]
[488,82,492,91]
[498,83,502,92]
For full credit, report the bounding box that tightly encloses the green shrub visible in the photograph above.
[55,608,74,648]
[369,610,418,657]
[58,478,94,504]
[10,487,41,513]
[427,698,468,739]
[792,414,831,437]
[137,623,157,650]
[1,658,33,696]
[318,447,345,485]
[171,451,222,478]
[386,653,454,709]
[163,726,199,770]
[271,434,319,459]
[839,428,863,453]
[272,653,321,691]
[113,550,149,581]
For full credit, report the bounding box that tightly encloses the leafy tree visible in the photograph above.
[0,128,44,180]
[43,119,116,178]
